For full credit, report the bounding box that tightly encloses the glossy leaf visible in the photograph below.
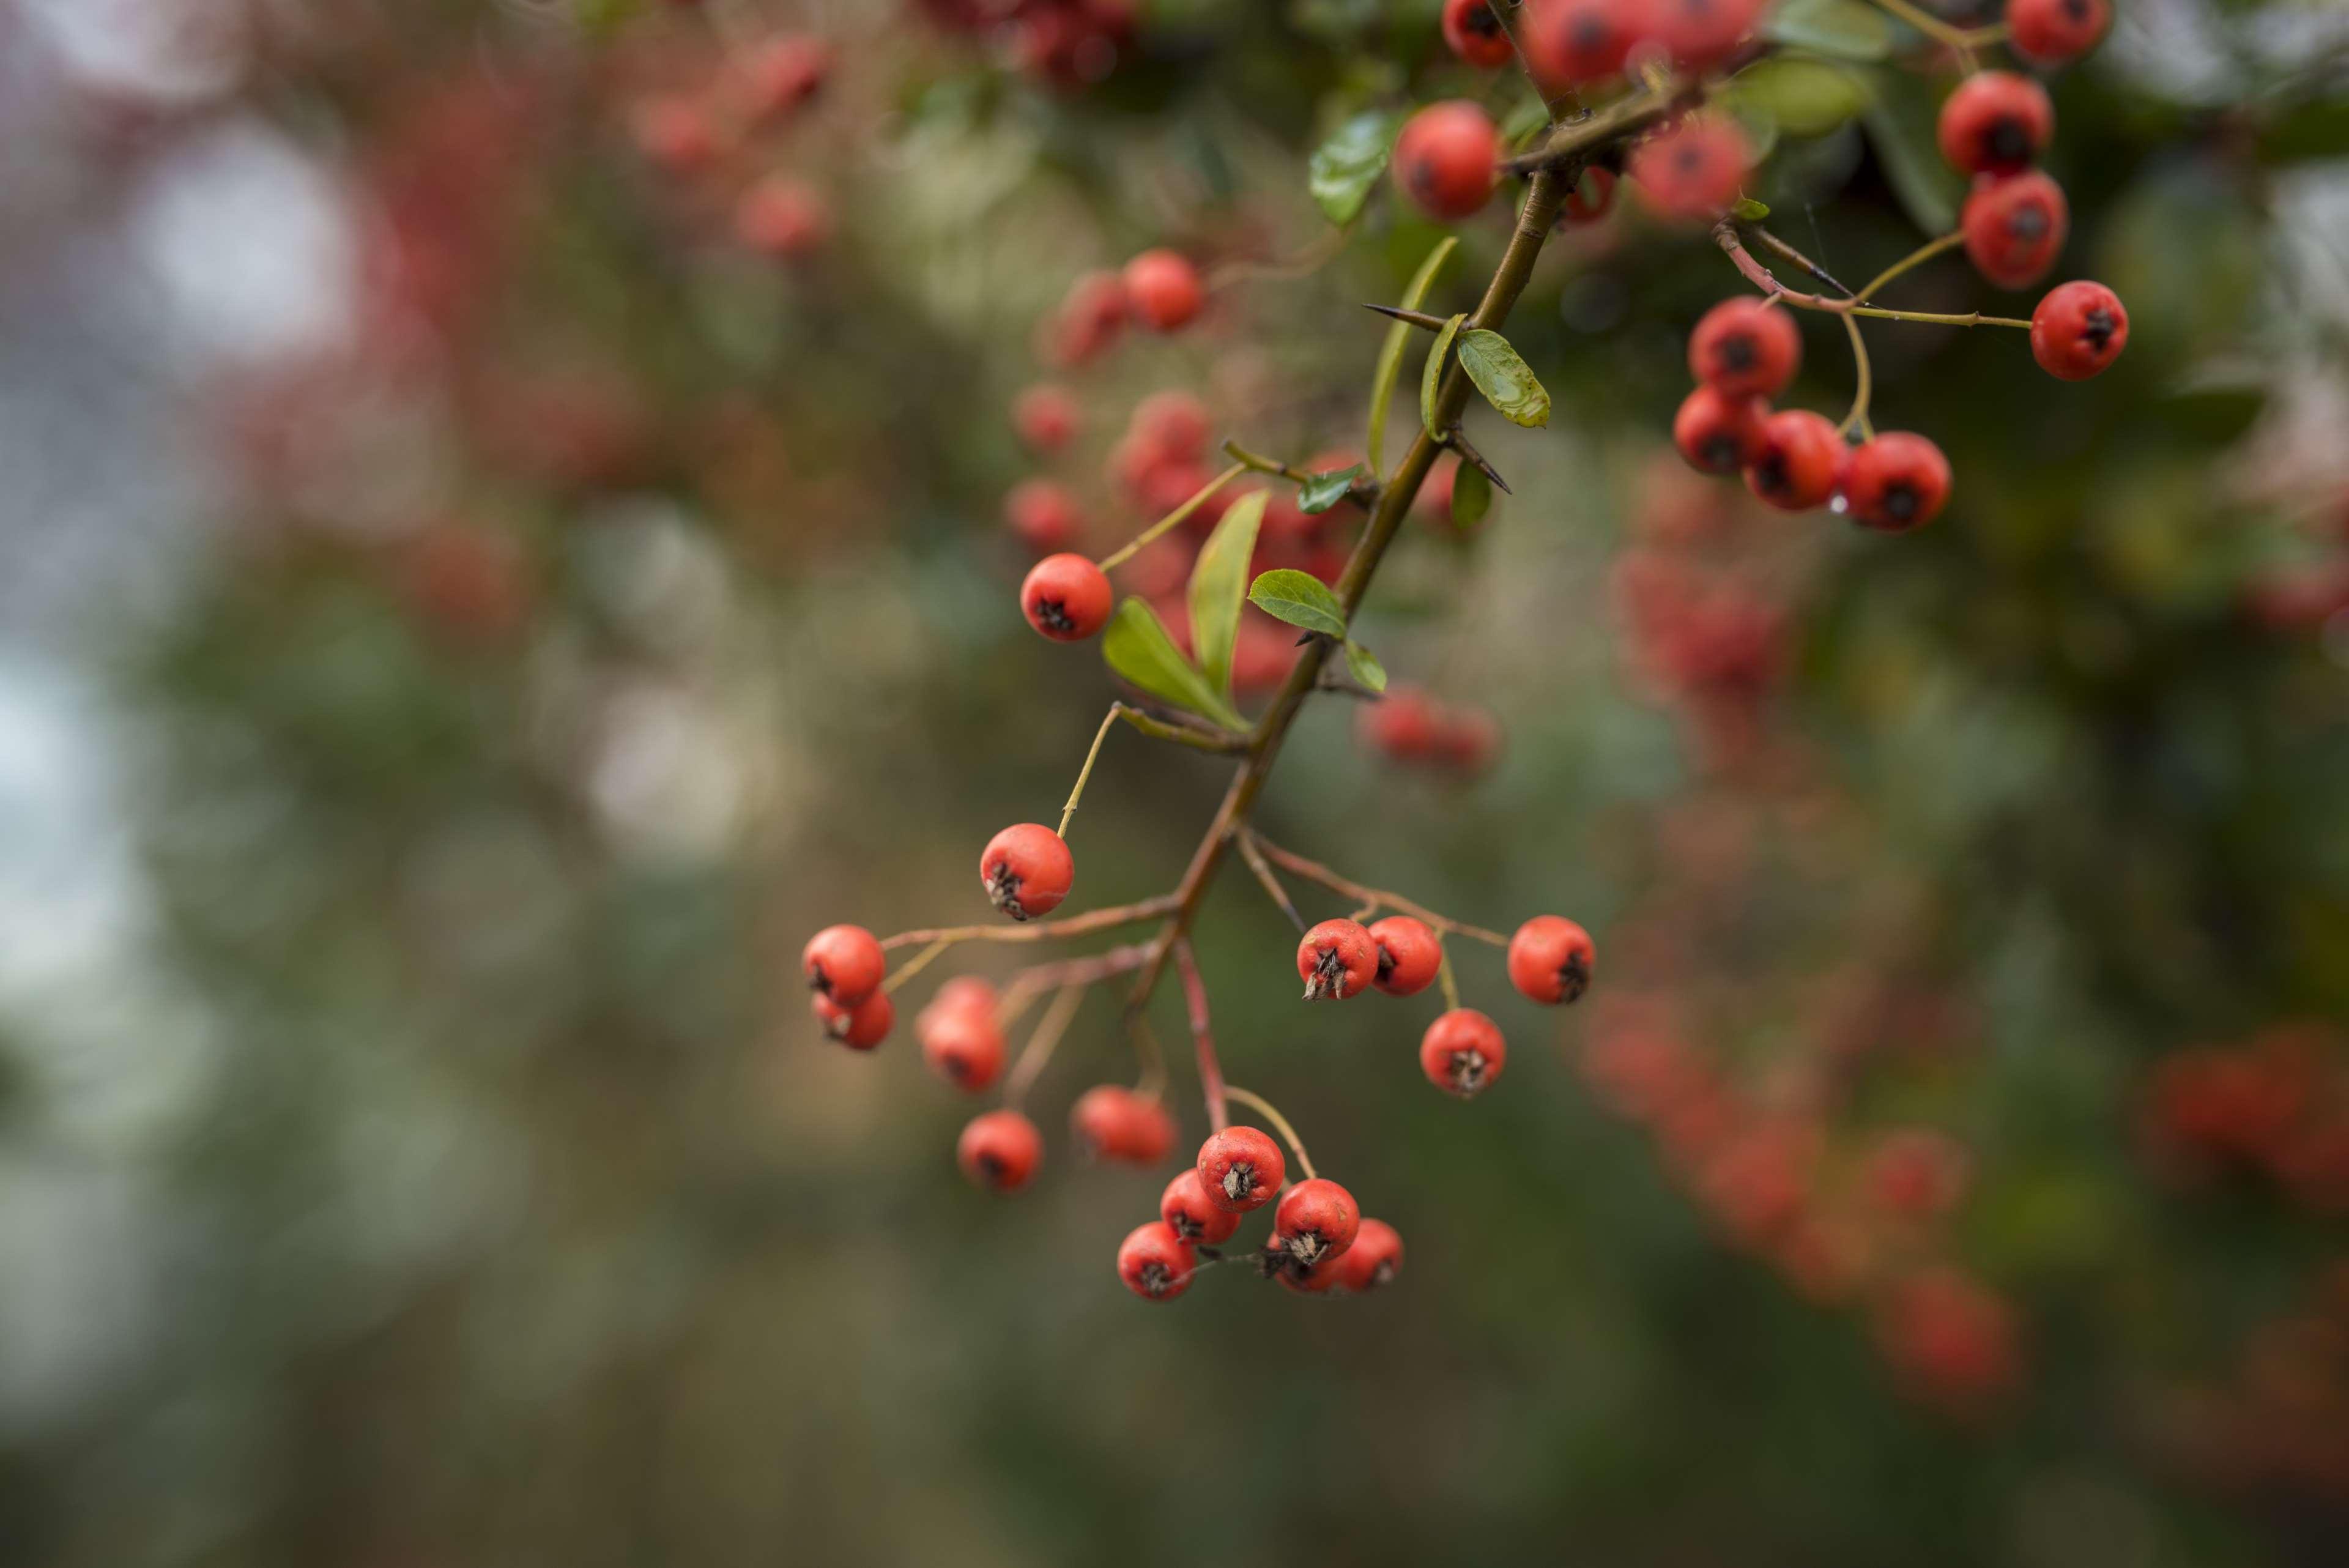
[1729,59,1870,140]
[1101,598,1244,730]
[1764,0,1893,61]
[1298,464,1365,515]
[1863,87,1961,236]
[1343,639,1388,694]
[1421,313,1466,436]
[1455,328,1551,428]
[1188,491,1266,696]
[1308,111,1396,226]
[1247,570,1348,639]
[1452,459,1493,530]
[1369,239,1458,475]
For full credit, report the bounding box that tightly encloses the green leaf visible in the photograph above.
[1187,491,1265,696]
[1500,94,1551,150]
[1455,328,1551,428]
[2260,97,2349,163]
[1368,238,1457,477]
[1297,464,1365,515]
[1308,111,1395,226]
[1863,87,1962,236]
[1247,569,1349,639]
[1421,313,1466,436]
[1763,0,1893,61]
[1727,59,1869,140]
[1343,639,1387,694]
[1451,459,1493,530]
[1100,598,1244,730]
[1732,196,1772,221]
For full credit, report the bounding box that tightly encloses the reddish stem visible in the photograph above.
[1173,938,1226,1132]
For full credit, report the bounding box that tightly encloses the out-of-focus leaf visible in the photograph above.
[1248,570,1348,638]
[1343,639,1388,693]
[1299,464,1365,514]
[1732,196,1772,221]
[1501,94,1551,150]
[1189,491,1266,695]
[1764,0,1894,61]
[1452,459,1493,530]
[1101,599,1244,729]
[1370,238,1457,475]
[1729,59,1870,139]
[1422,312,1466,435]
[1308,111,1396,225]
[1456,328,1551,428]
[2153,385,2266,444]
[2258,97,2349,163]
[1863,86,1962,235]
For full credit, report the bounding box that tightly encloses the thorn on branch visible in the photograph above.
[1363,303,1450,333]
[1447,428,1513,495]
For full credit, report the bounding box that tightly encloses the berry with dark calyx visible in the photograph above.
[1012,384,1080,452]
[1367,915,1443,997]
[1116,1221,1197,1302]
[1525,0,1639,86]
[1392,101,1500,223]
[1296,918,1379,1000]
[1160,1167,1242,1244]
[1558,165,1618,225]
[1123,248,1204,332]
[1935,71,2054,177]
[1628,117,1752,224]
[1649,0,1766,73]
[1842,432,1952,532]
[1421,1008,1507,1098]
[958,1109,1042,1192]
[1331,1218,1404,1292]
[1273,1257,1340,1294]
[1508,914,1595,1003]
[814,988,894,1050]
[1071,1084,1176,1165]
[803,924,886,1005]
[1019,552,1113,641]
[1269,1178,1361,1277]
[1441,0,1516,67]
[1673,385,1768,475]
[979,823,1075,921]
[1744,409,1848,512]
[2006,0,2109,66]
[1197,1126,1286,1213]
[2030,281,2129,381]
[921,1008,1005,1091]
[1688,297,1802,399]
[1961,171,2069,290]
[1004,478,1082,554]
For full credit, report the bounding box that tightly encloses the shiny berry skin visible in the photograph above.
[1160,1168,1242,1244]
[1842,432,1952,532]
[1197,1126,1286,1213]
[802,924,886,1005]
[2006,0,2109,65]
[1116,1221,1197,1301]
[1421,1008,1507,1098]
[1628,118,1751,223]
[1270,1178,1361,1276]
[1071,1084,1176,1164]
[1508,915,1595,1003]
[1003,479,1082,554]
[1012,384,1080,452]
[1935,72,2054,177]
[1672,385,1768,475]
[1123,248,1204,332]
[1020,552,1113,642]
[1367,915,1444,997]
[1961,171,2069,290]
[1558,165,1618,225]
[1649,0,1766,72]
[814,988,894,1050]
[2030,281,2129,381]
[1526,0,1638,86]
[1392,101,1500,223]
[1331,1218,1404,1291]
[1297,918,1379,1000]
[979,823,1075,921]
[1744,409,1847,512]
[1442,0,1515,67]
[1688,297,1802,399]
[958,1109,1042,1192]
[920,1008,1005,1091]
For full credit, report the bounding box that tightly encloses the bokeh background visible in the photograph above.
[2,0,2347,1563]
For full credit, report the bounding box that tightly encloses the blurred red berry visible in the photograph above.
[1558,165,1619,225]
[1331,1218,1404,1291]
[1124,248,1204,332]
[1013,384,1081,451]
[1393,101,1501,222]
[1526,0,1640,86]
[958,1110,1043,1192]
[1629,117,1751,222]
[814,989,894,1050]
[1442,0,1516,67]
[1071,1085,1176,1164]
[1841,432,1951,532]
[1961,170,2069,290]
[1743,409,1847,511]
[1936,71,2054,176]
[1672,385,1768,475]
[921,1008,1006,1091]
[1649,0,1765,72]
[733,176,830,257]
[1688,297,1802,399]
[1004,478,1082,553]
[2006,0,2109,65]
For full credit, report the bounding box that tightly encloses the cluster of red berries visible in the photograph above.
[625,29,840,261]
[1036,248,1206,368]
[2143,1024,2349,1213]
[910,0,1137,90]
[1354,682,1504,777]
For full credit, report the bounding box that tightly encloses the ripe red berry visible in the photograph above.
[1269,1178,1361,1278]
[1421,1008,1507,1098]
[1558,165,1618,225]
[1297,918,1379,1000]
[1129,389,1212,460]
[1003,478,1082,554]
[1071,1084,1176,1164]
[1441,0,1516,67]
[958,1109,1042,1192]
[921,1008,1005,1091]
[1012,384,1080,452]
[1744,409,1847,511]
[1935,71,2054,177]
[733,177,830,258]
[1672,385,1768,475]
[802,924,886,1005]
[1842,431,1952,532]
[979,823,1074,921]
[1331,1217,1403,1291]
[1123,248,1204,332]
[1628,117,1751,223]
[737,34,832,122]
[814,988,894,1050]
[1508,915,1595,1004]
[1357,684,1444,760]
[1392,101,1500,223]
[1049,269,1128,365]
[2030,280,2129,381]
[1961,171,2069,290]
[630,96,722,174]
[1020,552,1113,641]
[1526,0,1638,86]
[2006,0,2109,65]
[918,975,998,1036]
[1649,0,1765,72]
[1274,1258,1340,1294]
[1197,1126,1286,1213]
[1367,916,1444,997]
[1116,1221,1197,1301]
[1160,1168,1242,1244]
[1687,297,1802,399]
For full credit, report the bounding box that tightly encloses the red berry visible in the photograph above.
[921,1009,1005,1091]
[1003,478,1082,554]
[1071,1084,1176,1165]
[1442,0,1516,67]
[1367,916,1444,997]
[1434,707,1504,774]
[1628,117,1751,223]
[1842,431,1952,532]
[1743,409,1847,511]
[1526,0,1639,86]
[1961,170,2069,290]
[1116,1221,1197,1301]
[1557,165,1618,225]
[1123,248,1204,332]
[1357,684,1444,760]
[1421,1008,1507,1097]
[2006,0,2109,65]
[733,177,830,258]
[1268,1178,1362,1279]
[1687,297,1802,399]
[736,34,832,122]
[1160,1168,1242,1244]
[1392,101,1500,223]
[1129,389,1212,460]
[1935,71,2054,177]
[2029,280,2128,381]
[1275,1258,1341,1294]
[1508,915,1595,1004]
[802,924,886,1005]
[1197,1126,1286,1213]
[1649,0,1765,72]
[958,1109,1042,1192]
[1672,385,1768,475]
[1048,269,1128,365]
[814,988,894,1050]
[1865,1128,1973,1219]
[1296,918,1379,1001]
[1012,384,1080,452]
[979,823,1075,921]
[1330,1217,1404,1291]
[630,96,722,173]
[1020,552,1113,641]
[918,975,998,1035]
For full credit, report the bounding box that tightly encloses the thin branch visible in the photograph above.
[1748,225,1862,299]
[1003,983,1086,1110]
[1839,314,1876,440]
[1233,830,1308,932]
[1097,463,1245,571]
[1174,938,1226,1132]
[1714,225,2029,329]
[880,894,1183,951]
[882,937,953,994]
[1222,1086,1316,1181]
[1246,832,1512,946]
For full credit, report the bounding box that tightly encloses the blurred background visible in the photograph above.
[1,0,2347,1562]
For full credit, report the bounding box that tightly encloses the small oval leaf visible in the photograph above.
[1452,459,1493,530]
[1343,639,1388,694]
[1298,464,1365,515]
[1308,111,1396,227]
[1101,598,1245,730]
[1368,238,1458,477]
[1455,328,1551,428]
[1422,313,1467,436]
[1189,491,1266,696]
[1247,569,1349,639]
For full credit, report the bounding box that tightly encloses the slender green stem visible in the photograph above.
[883,937,953,994]
[1866,0,1981,69]
[1222,441,1313,485]
[1839,314,1876,440]
[1096,463,1245,571]
[1057,707,1121,839]
[1222,1086,1315,1181]
[1855,231,1964,302]
[1437,946,1462,1013]
[1004,983,1086,1110]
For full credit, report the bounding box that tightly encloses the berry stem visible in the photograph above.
[1717,226,2030,329]
[1748,226,1863,298]
[1222,1086,1316,1181]
[883,937,953,994]
[1865,0,1983,70]
[1233,829,1308,932]
[1839,314,1877,440]
[1061,705,1242,839]
[1003,983,1086,1110]
[1173,938,1228,1132]
[993,942,1157,1031]
[1247,831,1512,946]
[1096,462,1247,571]
[1126,1012,1169,1101]
[878,893,1183,951]
[1855,230,1965,302]
[1437,945,1463,1012]
[1202,222,1357,290]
